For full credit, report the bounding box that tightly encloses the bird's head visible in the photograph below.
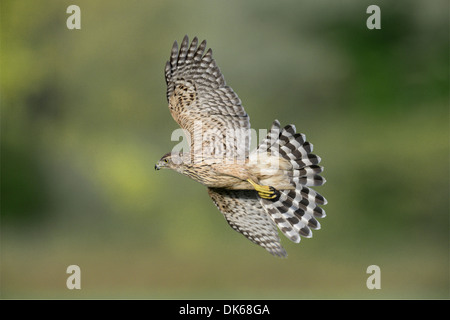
[155,152,187,172]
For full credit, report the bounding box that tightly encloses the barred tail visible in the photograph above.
[258,120,327,245]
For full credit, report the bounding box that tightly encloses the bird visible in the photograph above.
[155,35,327,257]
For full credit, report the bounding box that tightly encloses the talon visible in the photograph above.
[247,179,279,200]
[258,192,273,199]
[258,190,278,200]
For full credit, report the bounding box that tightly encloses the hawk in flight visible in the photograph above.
[155,36,327,257]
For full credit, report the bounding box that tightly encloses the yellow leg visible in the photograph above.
[247,179,278,199]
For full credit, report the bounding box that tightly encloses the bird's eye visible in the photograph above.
[164,158,169,163]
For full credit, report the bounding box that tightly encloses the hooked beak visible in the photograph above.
[154,164,160,171]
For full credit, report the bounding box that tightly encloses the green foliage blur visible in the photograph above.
[1,0,448,299]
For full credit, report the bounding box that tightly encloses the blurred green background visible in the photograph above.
[1,0,448,299]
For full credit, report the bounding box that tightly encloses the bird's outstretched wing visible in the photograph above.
[207,188,287,257]
[165,36,250,161]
